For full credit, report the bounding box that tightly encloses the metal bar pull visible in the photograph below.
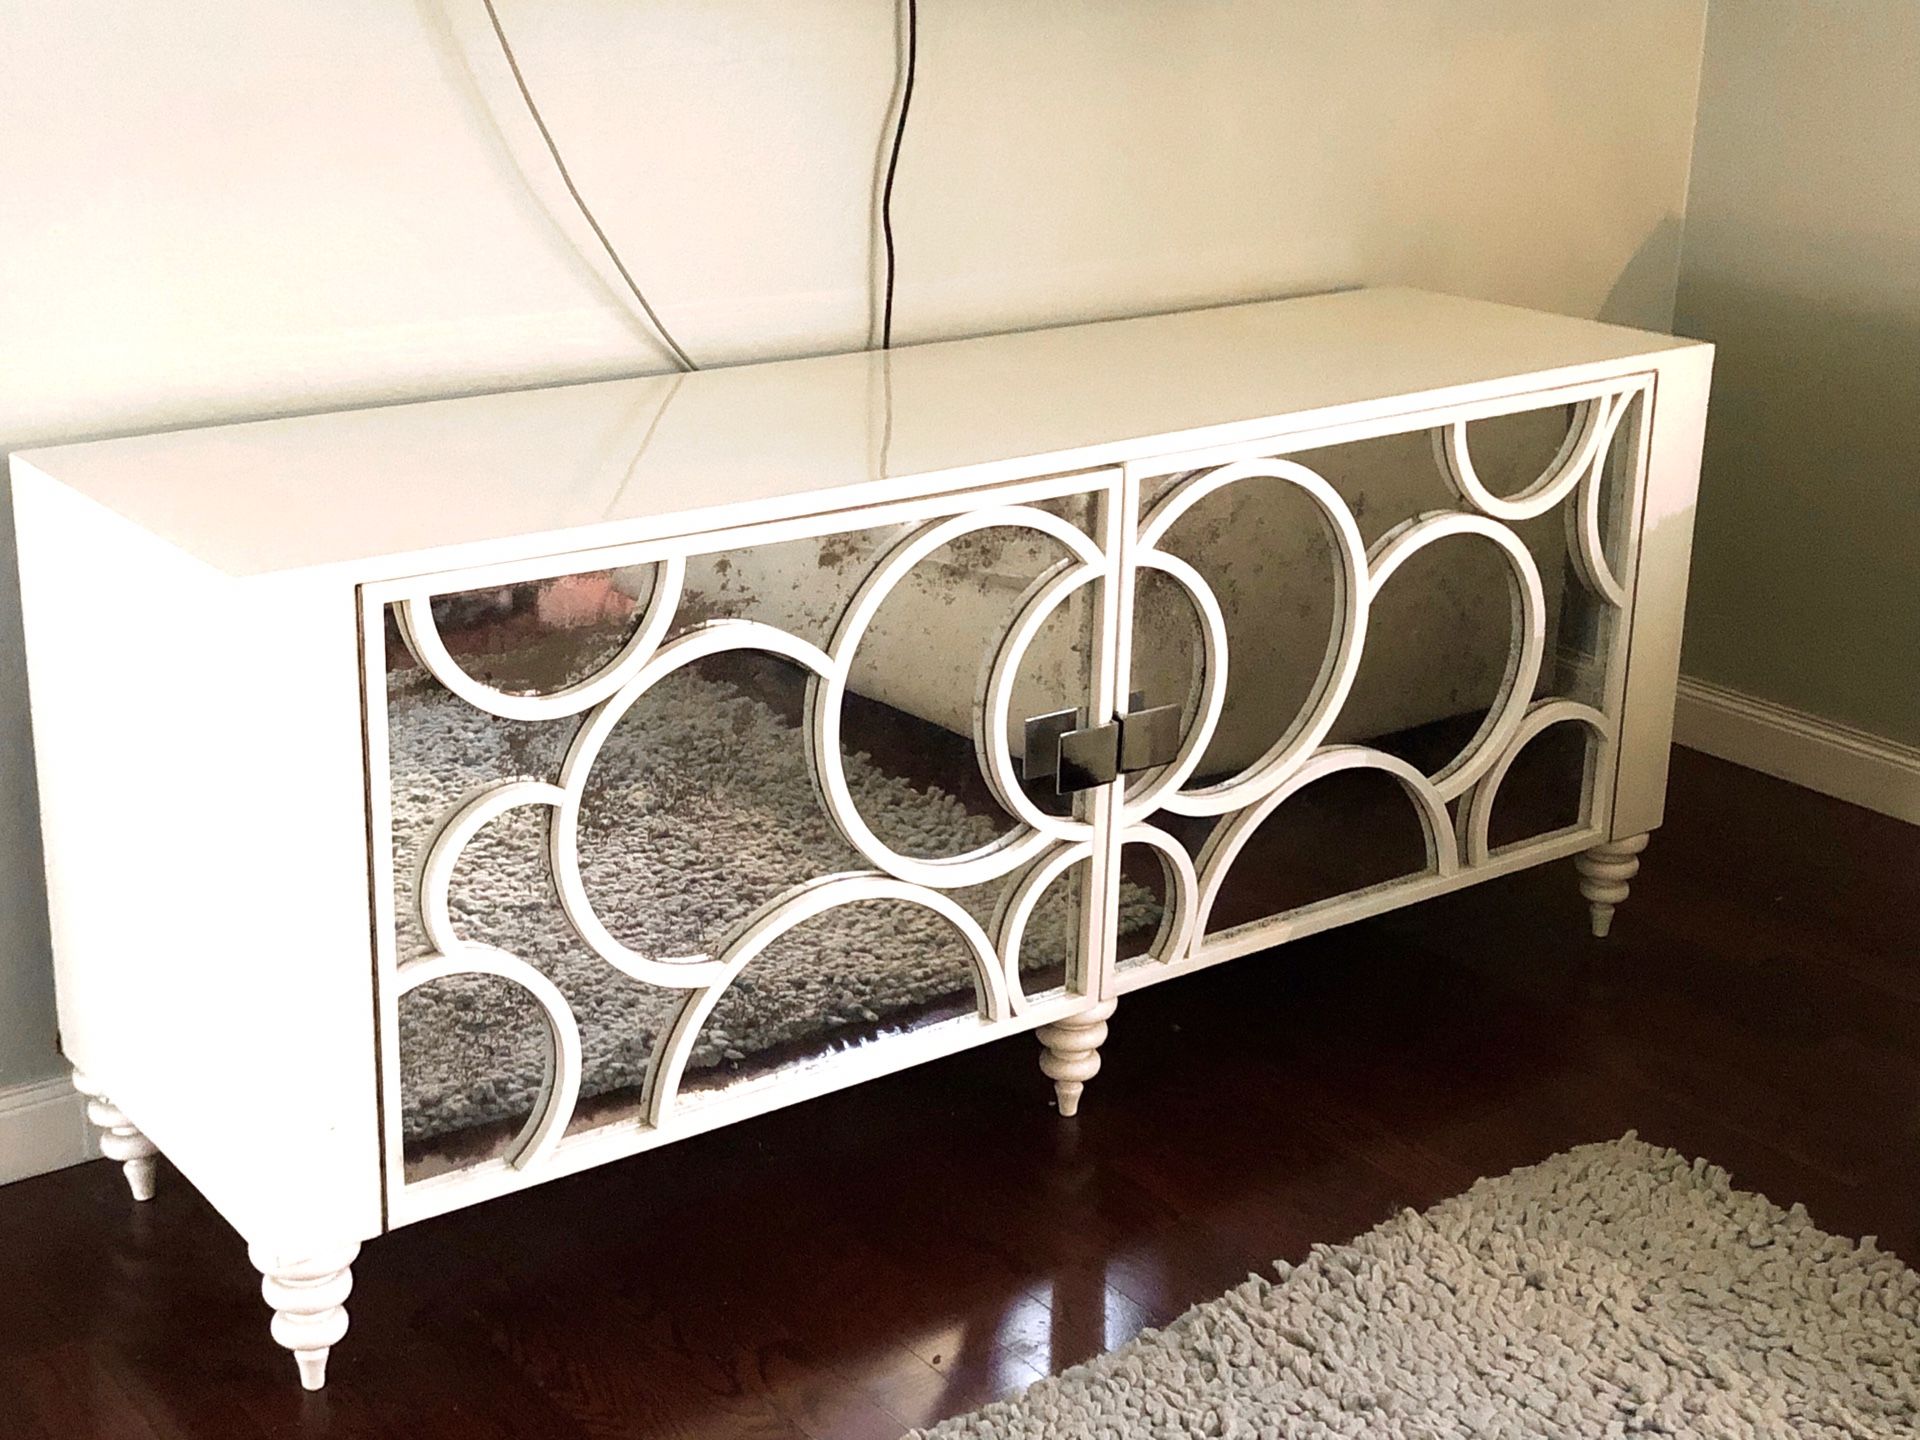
[1022,699,1182,795]
[1118,703,1182,774]
[1022,707,1119,795]
[1055,722,1120,793]
[1021,707,1082,787]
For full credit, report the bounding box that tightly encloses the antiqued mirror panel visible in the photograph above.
[415,567,661,698]
[375,487,1113,1187]
[395,971,548,1178]
[1120,382,1647,963]
[1195,766,1433,935]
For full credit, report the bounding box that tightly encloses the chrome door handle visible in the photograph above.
[1022,700,1183,794]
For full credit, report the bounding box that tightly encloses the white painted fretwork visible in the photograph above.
[382,496,1108,1192]
[1112,378,1648,1002]
[70,1069,158,1202]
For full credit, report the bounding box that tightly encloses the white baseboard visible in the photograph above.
[0,1075,92,1187]
[1673,676,1920,825]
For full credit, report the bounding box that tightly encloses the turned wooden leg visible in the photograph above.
[249,1243,359,1391]
[70,1070,158,1202]
[1575,833,1650,938]
[1037,1000,1116,1117]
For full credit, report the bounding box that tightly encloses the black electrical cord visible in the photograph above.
[479,0,698,372]
[880,0,918,349]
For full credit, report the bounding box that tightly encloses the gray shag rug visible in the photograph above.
[919,1137,1920,1439]
[390,666,1157,1144]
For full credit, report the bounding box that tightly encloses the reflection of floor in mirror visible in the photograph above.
[389,655,1160,1165]
[1156,711,1593,933]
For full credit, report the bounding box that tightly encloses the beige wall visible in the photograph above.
[1674,3,1920,746]
[0,1,1709,1088]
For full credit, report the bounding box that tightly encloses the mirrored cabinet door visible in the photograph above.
[364,479,1119,1206]
[1112,380,1649,988]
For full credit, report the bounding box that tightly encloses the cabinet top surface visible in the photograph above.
[13,287,1700,582]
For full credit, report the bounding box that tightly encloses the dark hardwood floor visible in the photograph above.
[2,746,1915,1439]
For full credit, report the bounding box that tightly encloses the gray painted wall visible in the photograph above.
[1,1,1710,1090]
[1674,3,1920,746]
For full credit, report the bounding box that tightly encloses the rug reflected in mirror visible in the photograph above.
[388,664,1161,1171]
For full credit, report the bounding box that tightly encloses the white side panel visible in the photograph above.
[1612,344,1713,837]
[11,463,381,1249]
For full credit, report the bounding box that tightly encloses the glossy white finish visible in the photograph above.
[9,288,1711,1391]
[11,476,382,1259]
[12,290,1698,583]
[1436,390,1625,522]
[1611,344,1711,837]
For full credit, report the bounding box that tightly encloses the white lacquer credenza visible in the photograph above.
[10,288,1710,1390]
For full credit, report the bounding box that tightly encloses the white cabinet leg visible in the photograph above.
[70,1070,158,1201]
[1575,833,1650,938]
[248,1244,359,1391]
[1037,1000,1117,1117]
